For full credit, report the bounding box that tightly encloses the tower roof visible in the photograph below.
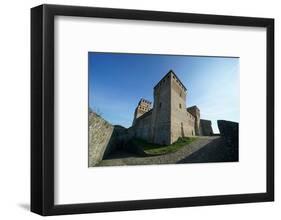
[154,70,187,91]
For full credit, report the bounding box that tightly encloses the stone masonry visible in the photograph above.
[200,119,214,136]
[88,112,115,166]
[131,70,213,145]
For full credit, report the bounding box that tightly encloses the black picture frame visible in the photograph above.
[31,4,274,216]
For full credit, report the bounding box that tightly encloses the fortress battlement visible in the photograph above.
[154,70,187,92]
[131,70,213,145]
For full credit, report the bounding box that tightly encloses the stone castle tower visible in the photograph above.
[150,70,198,144]
[132,98,152,125]
[187,106,201,136]
[131,70,211,145]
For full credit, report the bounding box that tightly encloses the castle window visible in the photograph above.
[159,102,162,108]
[180,91,182,97]
[179,103,182,109]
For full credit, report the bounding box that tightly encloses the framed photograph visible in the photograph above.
[31,4,274,216]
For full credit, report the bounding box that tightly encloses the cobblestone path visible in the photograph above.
[97,136,221,166]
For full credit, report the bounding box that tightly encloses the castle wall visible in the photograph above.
[132,99,152,125]
[186,111,196,135]
[131,70,202,145]
[170,74,195,143]
[200,119,213,136]
[132,110,152,141]
[89,112,114,166]
[187,106,201,135]
[150,74,172,145]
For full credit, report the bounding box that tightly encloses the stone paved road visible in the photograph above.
[178,136,238,163]
[97,136,222,166]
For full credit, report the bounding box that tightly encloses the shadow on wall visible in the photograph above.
[88,112,136,166]
[177,120,239,163]
[88,112,239,166]
[200,119,214,136]
[217,120,239,143]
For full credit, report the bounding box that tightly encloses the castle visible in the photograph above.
[131,70,213,145]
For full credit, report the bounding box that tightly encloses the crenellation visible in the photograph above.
[132,98,152,126]
[131,70,212,145]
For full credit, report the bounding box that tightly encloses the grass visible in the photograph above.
[132,137,197,156]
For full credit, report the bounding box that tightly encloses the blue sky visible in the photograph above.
[89,52,239,133]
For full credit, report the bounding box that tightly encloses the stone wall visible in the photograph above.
[217,120,239,161]
[132,98,152,126]
[89,111,150,166]
[88,112,115,166]
[131,70,200,145]
[132,110,153,141]
[187,106,200,136]
[171,74,195,143]
[200,119,213,136]
[217,120,239,141]
[150,72,172,145]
